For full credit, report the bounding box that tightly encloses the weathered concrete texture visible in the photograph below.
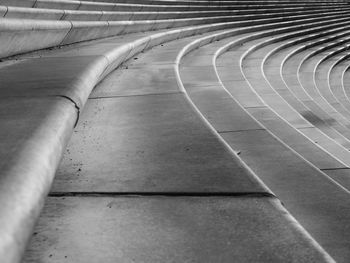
[0,18,71,58]
[23,196,333,263]
[52,92,266,193]
[247,107,348,169]
[221,128,350,260]
[90,64,179,97]
[180,66,227,87]
[185,84,263,132]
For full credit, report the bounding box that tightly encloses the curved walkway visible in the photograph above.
[24,32,333,263]
[1,0,349,262]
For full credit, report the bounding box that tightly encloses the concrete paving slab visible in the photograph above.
[280,71,350,149]
[185,83,263,132]
[248,95,313,128]
[247,107,347,169]
[127,48,180,64]
[323,169,350,191]
[180,66,228,86]
[221,129,350,262]
[23,196,333,263]
[301,100,350,137]
[52,93,266,193]
[90,64,179,97]
[299,126,350,152]
[215,68,267,108]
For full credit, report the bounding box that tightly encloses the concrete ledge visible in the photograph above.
[0,5,6,16]
[1,0,347,12]
[4,6,349,21]
[0,0,35,8]
[5,6,65,20]
[5,6,349,21]
[0,97,77,263]
[62,9,103,20]
[0,19,71,59]
[34,0,81,10]
[1,8,347,59]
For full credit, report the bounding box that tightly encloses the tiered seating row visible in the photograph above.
[174,7,350,262]
[2,7,349,20]
[2,6,349,59]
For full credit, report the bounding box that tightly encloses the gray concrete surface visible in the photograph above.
[24,196,333,263]
[1,1,349,262]
[24,34,334,262]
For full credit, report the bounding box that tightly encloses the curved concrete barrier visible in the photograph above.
[0,0,347,12]
[0,18,71,59]
[3,5,350,21]
[2,7,349,58]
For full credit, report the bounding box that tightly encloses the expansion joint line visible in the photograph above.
[49,192,276,198]
[77,1,82,10]
[60,10,67,21]
[60,21,74,46]
[58,95,80,128]
[32,0,39,8]
[3,6,8,17]
[321,167,350,171]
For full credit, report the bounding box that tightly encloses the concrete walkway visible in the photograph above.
[23,34,333,262]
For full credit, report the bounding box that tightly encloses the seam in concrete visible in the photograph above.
[88,91,183,99]
[3,6,8,17]
[321,167,350,171]
[97,11,104,21]
[77,1,82,11]
[244,105,268,109]
[218,128,266,133]
[32,0,38,8]
[59,20,74,46]
[48,192,276,198]
[60,9,67,21]
[57,95,80,128]
[297,126,316,130]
